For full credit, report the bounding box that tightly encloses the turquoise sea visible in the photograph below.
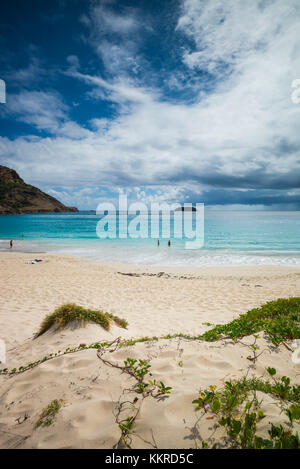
[0,210,300,266]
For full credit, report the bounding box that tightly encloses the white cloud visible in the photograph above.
[66,55,80,71]
[66,69,157,107]
[81,2,143,76]
[4,57,47,86]
[92,5,139,35]
[6,91,66,130]
[5,90,91,139]
[1,0,300,208]
[95,40,140,75]
[177,0,300,74]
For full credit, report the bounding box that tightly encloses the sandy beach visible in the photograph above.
[0,251,300,449]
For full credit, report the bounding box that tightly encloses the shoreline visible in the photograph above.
[2,249,300,276]
[2,243,300,268]
[1,251,300,352]
[1,236,300,268]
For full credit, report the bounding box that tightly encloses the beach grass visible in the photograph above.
[106,313,128,330]
[193,367,300,449]
[36,303,127,337]
[1,297,299,376]
[201,297,300,344]
[35,399,63,427]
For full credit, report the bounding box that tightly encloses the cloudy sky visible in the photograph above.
[0,0,300,210]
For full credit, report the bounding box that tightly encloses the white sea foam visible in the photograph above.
[2,239,300,267]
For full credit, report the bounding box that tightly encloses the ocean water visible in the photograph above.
[0,210,300,266]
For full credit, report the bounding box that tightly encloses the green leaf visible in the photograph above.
[267,367,276,376]
[212,397,221,413]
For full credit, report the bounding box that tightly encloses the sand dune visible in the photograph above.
[0,252,300,448]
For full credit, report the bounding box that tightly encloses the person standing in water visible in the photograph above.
[9,240,13,249]
[168,240,171,247]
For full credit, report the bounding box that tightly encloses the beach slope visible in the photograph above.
[0,253,299,448]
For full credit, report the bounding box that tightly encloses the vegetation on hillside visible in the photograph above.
[0,165,78,214]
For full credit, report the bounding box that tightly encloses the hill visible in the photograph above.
[0,165,78,215]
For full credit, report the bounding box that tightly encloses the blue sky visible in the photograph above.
[0,0,300,210]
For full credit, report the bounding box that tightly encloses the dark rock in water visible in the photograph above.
[0,165,78,215]
[175,206,197,211]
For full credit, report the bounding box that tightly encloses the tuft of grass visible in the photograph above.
[36,303,127,337]
[201,297,300,345]
[106,313,128,329]
[2,298,299,377]
[35,399,63,427]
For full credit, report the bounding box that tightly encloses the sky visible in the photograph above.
[0,0,300,210]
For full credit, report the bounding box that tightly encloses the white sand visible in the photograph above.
[0,252,299,448]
